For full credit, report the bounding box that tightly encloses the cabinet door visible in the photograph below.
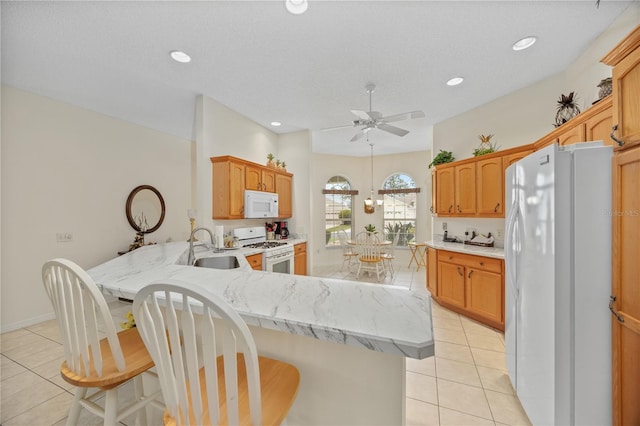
[503,150,533,173]
[586,106,614,146]
[476,157,503,216]
[437,261,465,308]
[611,146,640,425]
[435,167,455,215]
[454,163,476,215]
[262,169,276,192]
[557,123,586,146]
[426,247,437,295]
[466,268,503,325]
[245,253,262,271]
[245,164,263,191]
[430,169,437,214]
[611,42,640,149]
[229,162,245,217]
[294,243,307,275]
[275,173,293,218]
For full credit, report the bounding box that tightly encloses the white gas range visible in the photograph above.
[233,227,294,274]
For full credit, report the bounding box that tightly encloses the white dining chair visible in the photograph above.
[381,232,401,278]
[42,258,162,426]
[133,280,300,426]
[355,232,386,282]
[338,230,358,271]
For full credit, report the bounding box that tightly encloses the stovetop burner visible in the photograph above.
[243,241,288,249]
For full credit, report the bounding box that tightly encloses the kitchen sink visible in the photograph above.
[193,256,240,270]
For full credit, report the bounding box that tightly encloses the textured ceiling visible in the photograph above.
[1,1,632,156]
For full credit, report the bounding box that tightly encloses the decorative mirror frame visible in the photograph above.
[125,185,166,234]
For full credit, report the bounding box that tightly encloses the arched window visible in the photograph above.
[380,173,419,247]
[323,176,356,246]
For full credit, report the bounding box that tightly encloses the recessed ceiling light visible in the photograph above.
[446,77,464,86]
[170,50,191,63]
[512,36,537,51]
[271,121,282,127]
[285,0,308,15]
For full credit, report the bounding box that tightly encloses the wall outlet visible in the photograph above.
[442,222,447,231]
[56,233,73,243]
[495,229,504,239]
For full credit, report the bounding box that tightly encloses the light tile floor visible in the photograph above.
[1,261,531,425]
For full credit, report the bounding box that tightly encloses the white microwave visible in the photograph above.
[244,190,279,218]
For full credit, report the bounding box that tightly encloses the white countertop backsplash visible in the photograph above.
[88,241,435,359]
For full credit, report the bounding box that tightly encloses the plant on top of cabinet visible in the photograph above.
[473,134,499,156]
[266,153,275,168]
[429,150,455,168]
[554,92,581,127]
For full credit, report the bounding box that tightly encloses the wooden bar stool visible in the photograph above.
[42,259,162,426]
[133,281,300,425]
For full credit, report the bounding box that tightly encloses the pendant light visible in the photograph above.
[364,142,383,214]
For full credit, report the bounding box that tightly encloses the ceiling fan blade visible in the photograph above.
[320,123,356,131]
[351,110,371,120]
[350,127,372,142]
[382,110,426,123]
[367,110,383,120]
[376,123,410,137]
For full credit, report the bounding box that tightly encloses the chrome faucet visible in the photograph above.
[188,227,216,265]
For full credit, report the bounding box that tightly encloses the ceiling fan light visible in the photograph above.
[446,77,464,86]
[512,36,537,51]
[285,0,308,15]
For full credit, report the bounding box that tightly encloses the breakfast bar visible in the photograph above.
[88,241,435,425]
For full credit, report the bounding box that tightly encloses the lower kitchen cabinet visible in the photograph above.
[426,247,437,295]
[433,249,504,330]
[294,242,307,275]
[245,253,262,271]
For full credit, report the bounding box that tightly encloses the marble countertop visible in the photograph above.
[425,239,505,259]
[88,241,434,359]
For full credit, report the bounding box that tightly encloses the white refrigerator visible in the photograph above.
[505,142,612,425]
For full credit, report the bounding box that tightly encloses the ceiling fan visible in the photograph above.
[322,83,425,142]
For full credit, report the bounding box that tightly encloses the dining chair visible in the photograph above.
[133,281,300,426]
[338,230,358,271]
[381,232,401,278]
[42,258,162,426]
[355,232,386,282]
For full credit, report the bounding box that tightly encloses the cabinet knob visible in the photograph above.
[494,203,500,213]
[479,261,484,266]
[457,205,462,213]
[468,270,474,279]
[610,124,624,147]
[430,206,434,213]
[448,205,453,213]
[457,266,463,276]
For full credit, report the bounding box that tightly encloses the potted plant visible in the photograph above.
[364,224,377,234]
[266,153,275,168]
[473,134,499,156]
[428,150,455,168]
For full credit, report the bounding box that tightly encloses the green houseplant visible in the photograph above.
[428,150,455,168]
[364,224,377,233]
[473,134,499,156]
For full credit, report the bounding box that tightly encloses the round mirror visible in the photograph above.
[125,185,165,234]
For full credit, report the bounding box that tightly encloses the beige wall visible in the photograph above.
[310,150,431,270]
[1,86,192,331]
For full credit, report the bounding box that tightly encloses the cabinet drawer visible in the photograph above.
[438,250,502,273]
[294,243,306,254]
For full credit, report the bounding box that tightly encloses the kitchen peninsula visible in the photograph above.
[88,241,435,425]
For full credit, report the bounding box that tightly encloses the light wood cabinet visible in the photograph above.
[294,243,307,276]
[245,253,263,271]
[211,156,293,220]
[275,173,293,218]
[557,123,586,146]
[503,149,534,172]
[603,26,640,150]
[435,167,455,215]
[585,102,614,145]
[476,157,503,216]
[430,169,437,214]
[426,247,437,295]
[435,249,504,330]
[602,25,640,426]
[212,158,246,219]
[246,164,276,192]
[454,163,476,215]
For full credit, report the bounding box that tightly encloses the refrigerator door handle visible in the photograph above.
[505,201,519,291]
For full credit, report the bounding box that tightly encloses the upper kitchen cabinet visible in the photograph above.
[246,164,276,192]
[585,97,614,145]
[211,156,293,220]
[275,172,293,219]
[454,163,476,215]
[476,157,503,216]
[602,25,640,150]
[556,122,586,146]
[211,157,246,219]
[435,166,455,215]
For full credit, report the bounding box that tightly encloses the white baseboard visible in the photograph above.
[1,312,56,334]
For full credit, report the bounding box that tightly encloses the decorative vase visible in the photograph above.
[598,77,612,99]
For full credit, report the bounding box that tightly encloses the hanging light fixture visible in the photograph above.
[364,142,383,214]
